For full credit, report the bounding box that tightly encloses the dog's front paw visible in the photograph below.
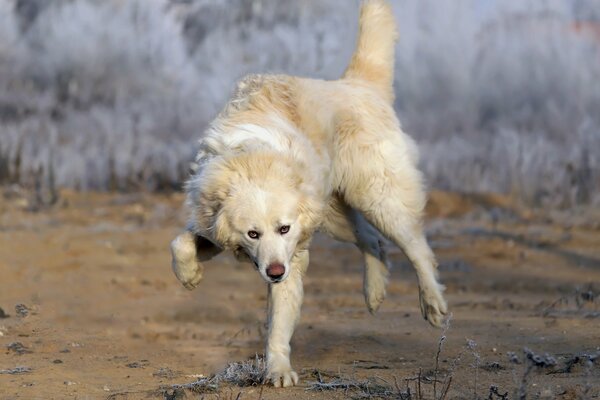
[419,282,448,328]
[266,366,299,388]
[178,266,203,290]
[170,232,203,290]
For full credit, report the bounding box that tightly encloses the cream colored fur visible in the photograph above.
[170,0,447,388]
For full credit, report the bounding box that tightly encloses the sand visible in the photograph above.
[1,188,598,399]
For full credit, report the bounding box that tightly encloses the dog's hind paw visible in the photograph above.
[365,284,386,314]
[363,255,389,314]
[419,283,448,328]
[267,368,299,388]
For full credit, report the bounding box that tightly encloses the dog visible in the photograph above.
[170,0,448,388]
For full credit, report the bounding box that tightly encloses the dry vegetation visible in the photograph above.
[0,0,598,207]
[162,331,599,399]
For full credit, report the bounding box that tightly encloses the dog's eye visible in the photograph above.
[279,225,290,235]
[247,230,260,239]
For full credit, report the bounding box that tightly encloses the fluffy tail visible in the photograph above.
[343,0,398,102]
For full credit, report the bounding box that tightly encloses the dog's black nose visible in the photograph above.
[266,263,285,280]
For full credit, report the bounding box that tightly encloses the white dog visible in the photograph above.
[170,0,447,387]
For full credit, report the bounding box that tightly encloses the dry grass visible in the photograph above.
[0,0,599,207]
[162,315,598,399]
[169,355,266,395]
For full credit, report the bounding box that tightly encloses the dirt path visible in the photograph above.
[1,190,599,399]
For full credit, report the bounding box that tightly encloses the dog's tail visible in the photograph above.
[343,0,398,102]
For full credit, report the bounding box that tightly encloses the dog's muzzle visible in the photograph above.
[266,263,285,282]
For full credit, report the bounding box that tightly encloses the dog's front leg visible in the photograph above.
[265,250,308,387]
[170,231,221,290]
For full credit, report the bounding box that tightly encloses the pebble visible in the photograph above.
[0,367,32,375]
[6,342,32,355]
[15,304,29,318]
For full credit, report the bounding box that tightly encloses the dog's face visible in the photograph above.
[188,153,321,284]
[224,184,303,283]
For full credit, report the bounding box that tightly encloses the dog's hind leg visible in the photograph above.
[335,115,448,327]
[321,197,390,313]
[352,212,390,314]
[265,249,308,387]
[170,231,222,290]
[345,177,447,326]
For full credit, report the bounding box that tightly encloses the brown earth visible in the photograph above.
[0,188,599,399]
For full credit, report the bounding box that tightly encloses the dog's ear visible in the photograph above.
[297,190,323,244]
[185,158,231,245]
[210,208,235,249]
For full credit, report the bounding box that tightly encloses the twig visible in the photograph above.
[517,363,534,400]
[393,375,401,393]
[439,376,452,400]
[488,385,509,400]
[307,375,394,398]
[582,353,597,400]
[434,335,447,399]
[418,368,422,400]
[466,339,481,399]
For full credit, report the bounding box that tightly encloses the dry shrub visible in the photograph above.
[0,0,598,207]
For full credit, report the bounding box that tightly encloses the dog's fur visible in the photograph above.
[170,0,447,387]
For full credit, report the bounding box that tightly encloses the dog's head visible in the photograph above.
[186,152,322,283]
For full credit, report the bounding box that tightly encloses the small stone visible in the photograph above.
[64,381,77,386]
[53,359,63,364]
[103,385,111,392]
[126,360,149,369]
[540,389,553,399]
[15,304,29,318]
[153,367,177,379]
[0,366,32,375]
[6,342,32,355]
[0,307,9,319]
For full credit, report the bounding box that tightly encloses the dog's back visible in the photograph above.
[189,0,402,210]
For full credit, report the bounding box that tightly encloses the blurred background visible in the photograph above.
[0,0,598,207]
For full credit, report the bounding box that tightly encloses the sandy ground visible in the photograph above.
[0,188,599,399]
